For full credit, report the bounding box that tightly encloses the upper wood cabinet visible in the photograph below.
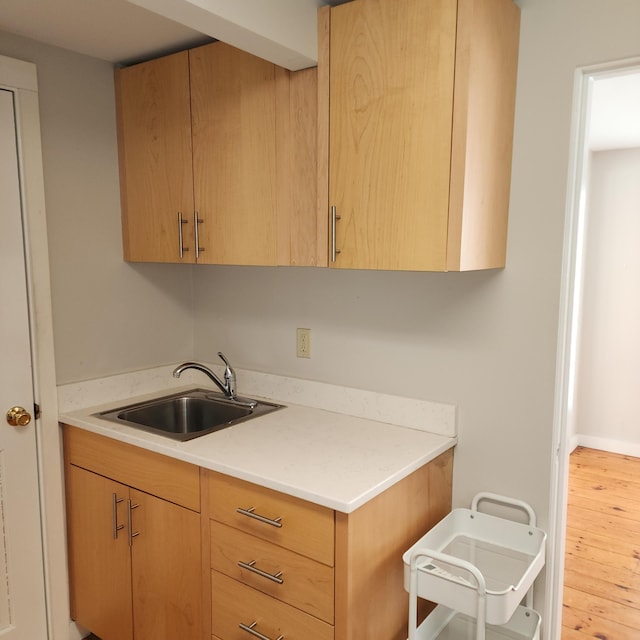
[319,0,521,271]
[115,51,195,263]
[115,42,322,266]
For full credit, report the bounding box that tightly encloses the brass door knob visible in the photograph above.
[6,406,32,427]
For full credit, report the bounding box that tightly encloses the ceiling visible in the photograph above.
[0,0,205,65]
[0,0,331,68]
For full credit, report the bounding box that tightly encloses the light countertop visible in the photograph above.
[58,366,457,513]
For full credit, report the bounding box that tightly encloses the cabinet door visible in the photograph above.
[115,51,195,263]
[66,465,133,640]
[130,489,202,640]
[190,42,279,266]
[328,0,457,271]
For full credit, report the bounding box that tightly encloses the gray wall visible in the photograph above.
[575,148,640,451]
[0,30,195,383]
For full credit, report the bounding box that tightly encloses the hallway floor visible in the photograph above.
[561,446,640,639]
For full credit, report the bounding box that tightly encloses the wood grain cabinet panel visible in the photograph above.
[334,448,454,640]
[320,0,520,271]
[190,42,278,266]
[130,489,202,639]
[64,424,200,511]
[115,51,195,263]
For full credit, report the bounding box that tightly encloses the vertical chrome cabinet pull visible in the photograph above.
[238,560,284,584]
[239,621,283,640]
[331,205,341,262]
[178,212,189,258]
[236,506,283,528]
[194,211,204,259]
[112,493,125,539]
[127,500,140,547]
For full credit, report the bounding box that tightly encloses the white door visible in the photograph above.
[0,87,48,638]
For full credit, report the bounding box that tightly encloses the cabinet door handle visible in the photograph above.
[239,621,283,640]
[236,506,282,528]
[238,560,284,584]
[127,500,140,547]
[178,212,189,258]
[331,205,341,263]
[194,211,204,259]
[112,493,125,539]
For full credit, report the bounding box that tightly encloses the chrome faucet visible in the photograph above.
[172,352,237,399]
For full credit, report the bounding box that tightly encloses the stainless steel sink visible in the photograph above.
[95,388,284,441]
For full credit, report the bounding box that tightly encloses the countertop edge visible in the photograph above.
[59,376,457,514]
[59,407,456,513]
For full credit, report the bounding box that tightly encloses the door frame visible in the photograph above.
[1,54,70,640]
[546,54,640,640]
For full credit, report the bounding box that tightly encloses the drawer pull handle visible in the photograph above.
[238,560,284,584]
[237,507,283,528]
[239,621,283,640]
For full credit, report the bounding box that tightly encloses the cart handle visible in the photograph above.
[408,548,487,640]
[471,492,537,527]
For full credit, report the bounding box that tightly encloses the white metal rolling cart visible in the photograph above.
[402,493,547,640]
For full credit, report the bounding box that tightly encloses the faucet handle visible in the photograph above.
[217,351,233,371]
[217,352,236,398]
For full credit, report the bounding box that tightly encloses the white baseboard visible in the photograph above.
[576,434,640,458]
[569,433,580,453]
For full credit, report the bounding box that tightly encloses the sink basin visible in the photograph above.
[95,388,284,441]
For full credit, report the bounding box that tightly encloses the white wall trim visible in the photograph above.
[549,54,640,640]
[575,435,640,459]
[1,54,76,640]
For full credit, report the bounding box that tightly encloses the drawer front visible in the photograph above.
[63,424,200,511]
[211,521,334,623]
[207,471,334,565]
[212,571,334,640]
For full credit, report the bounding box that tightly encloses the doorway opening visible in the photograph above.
[549,59,640,639]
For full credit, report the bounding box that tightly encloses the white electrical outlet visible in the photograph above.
[296,328,311,358]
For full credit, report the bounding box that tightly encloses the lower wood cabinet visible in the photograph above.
[205,449,453,640]
[63,424,453,640]
[63,426,203,640]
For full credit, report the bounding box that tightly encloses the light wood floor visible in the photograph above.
[562,446,640,639]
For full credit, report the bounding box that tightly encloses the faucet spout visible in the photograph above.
[172,352,237,399]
